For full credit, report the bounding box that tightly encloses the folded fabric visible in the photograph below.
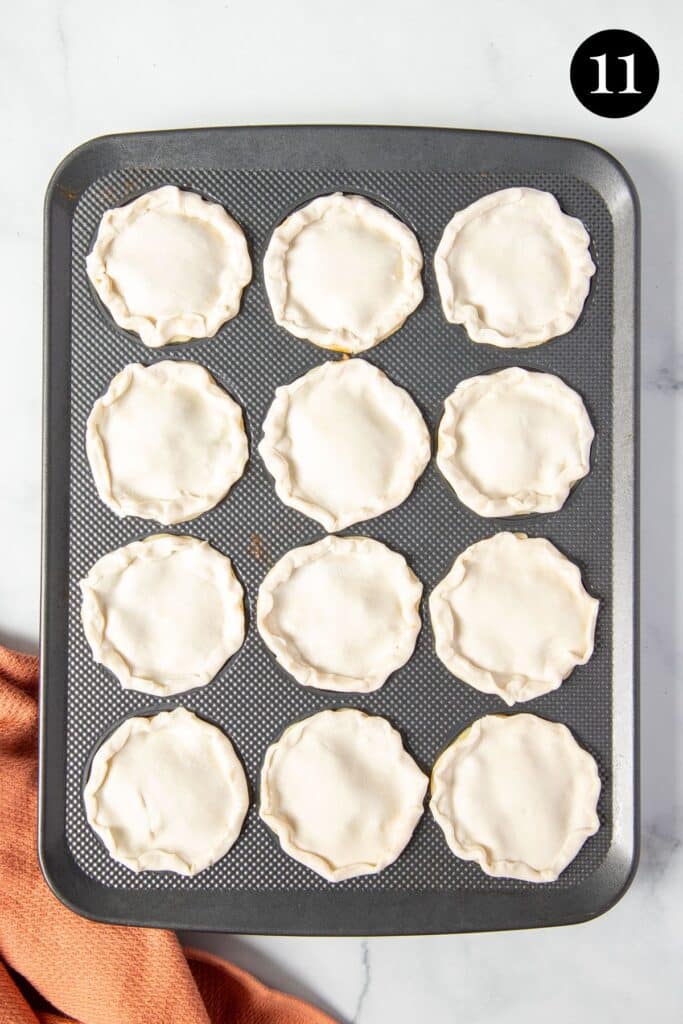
[0,644,336,1024]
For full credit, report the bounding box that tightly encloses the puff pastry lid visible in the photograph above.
[81,534,245,696]
[86,361,248,524]
[257,535,422,693]
[259,358,430,531]
[260,709,427,881]
[429,532,598,704]
[430,713,600,882]
[437,367,594,516]
[86,185,251,346]
[434,187,595,348]
[263,192,423,353]
[85,707,249,876]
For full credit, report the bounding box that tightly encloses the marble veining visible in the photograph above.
[352,941,371,1024]
[647,365,683,391]
[2,0,681,1021]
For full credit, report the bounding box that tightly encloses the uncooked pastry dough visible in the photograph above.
[86,360,248,524]
[437,367,594,516]
[257,535,422,693]
[259,358,430,531]
[263,192,423,352]
[434,187,595,347]
[430,713,600,882]
[86,185,251,346]
[429,532,598,704]
[84,707,249,875]
[259,708,427,881]
[81,534,245,696]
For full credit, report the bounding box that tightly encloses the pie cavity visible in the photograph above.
[86,360,248,524]
[429,532,598,705]
[434,187,595,348]
[84,707,249,876]
[259,709,427,881]
[437,367,594,517]
[81,534,245,696]
[86,185,251,347]
[430,713,600,882]
[263,192,423,353]
[257,535,422,693]
[259,358,430,531]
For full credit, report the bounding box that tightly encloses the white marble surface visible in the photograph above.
[1,0,680,1019]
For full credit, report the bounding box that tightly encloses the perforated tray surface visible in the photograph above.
[40,127,639,934]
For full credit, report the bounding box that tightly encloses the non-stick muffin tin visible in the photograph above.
[40,126,639,934]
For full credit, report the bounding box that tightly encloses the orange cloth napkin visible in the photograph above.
[0,645,336,1024]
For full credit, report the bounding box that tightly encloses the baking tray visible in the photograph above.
[40,126,639,934]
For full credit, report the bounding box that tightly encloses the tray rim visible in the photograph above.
[40,124,640,935]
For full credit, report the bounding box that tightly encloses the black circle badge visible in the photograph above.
[571,29,659,117]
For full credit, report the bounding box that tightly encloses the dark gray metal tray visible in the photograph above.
[40,126,639,934]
